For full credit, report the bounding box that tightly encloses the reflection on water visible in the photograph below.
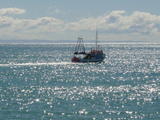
[0,44,160,120]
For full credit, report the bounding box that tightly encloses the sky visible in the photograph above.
[0,0,160,42]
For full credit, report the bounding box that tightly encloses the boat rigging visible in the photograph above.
[71,30,105,63]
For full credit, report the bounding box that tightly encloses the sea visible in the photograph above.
[0,43,160,120]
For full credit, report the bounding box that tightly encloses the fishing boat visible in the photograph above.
[71,30,105,63]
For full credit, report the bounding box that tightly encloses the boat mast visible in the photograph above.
[96,28,98,50]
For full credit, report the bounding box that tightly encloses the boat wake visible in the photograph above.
[0,62,73,67]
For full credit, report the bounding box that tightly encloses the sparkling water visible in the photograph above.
[0,44,160,120]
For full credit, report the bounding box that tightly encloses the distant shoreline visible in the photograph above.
[0,40,159,44]
[0,42,160,45]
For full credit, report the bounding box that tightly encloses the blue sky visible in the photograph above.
[1,0,160,19]
[0,0,160,42]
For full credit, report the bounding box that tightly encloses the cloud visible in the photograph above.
[0,16,14,28]
[0,8,160,41]
[0,15,65,33]
[0,10,65,40]
[68,10,160,35]
[0,8,26,16]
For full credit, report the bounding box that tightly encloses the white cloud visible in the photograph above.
[0,8,160,41]
[0,8,65,40]
[0,8,25,16]
[68,10,160,35]
[0,16,65,33]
